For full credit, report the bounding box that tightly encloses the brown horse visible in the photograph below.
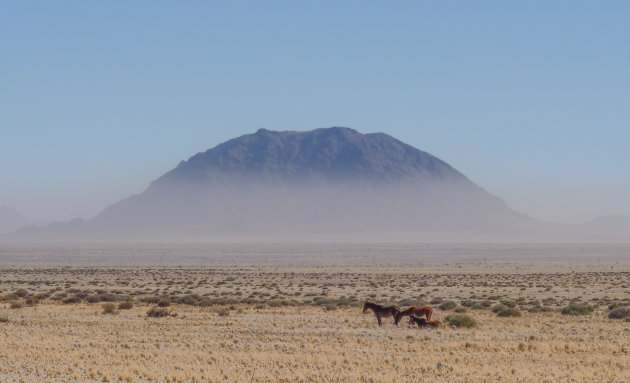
[394,306,433,326]
[409,315,442,329]
[362,301,400,327]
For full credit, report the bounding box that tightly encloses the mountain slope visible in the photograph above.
[17,127,538,239]
[0,206,30,234]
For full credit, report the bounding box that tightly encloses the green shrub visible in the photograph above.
[497,307,521,317]
[445,314,477,328]
[439,301,457,310]
[15,289,28,298]
[0,315,8,323]
[609,307,630,320]
[157,299,171,307]
[560,303,593,316]
[454,306,468,313]
[10,301,23,309]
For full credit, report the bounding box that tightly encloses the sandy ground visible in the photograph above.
[1,264,630,382]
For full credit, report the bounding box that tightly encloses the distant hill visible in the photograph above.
[0,206,30,234]
[17,127,539,240]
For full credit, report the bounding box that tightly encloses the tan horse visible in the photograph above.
[394,306,433,326]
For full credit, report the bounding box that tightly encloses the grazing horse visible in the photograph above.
[394,306,433,326]
[362,301,400,327]
[409,315,442,329]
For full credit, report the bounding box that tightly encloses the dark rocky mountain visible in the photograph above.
[0,206,30,234]
[16,127,539,239]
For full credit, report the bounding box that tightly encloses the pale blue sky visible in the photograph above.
[1,1,629,223]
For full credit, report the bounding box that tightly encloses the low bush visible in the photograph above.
[445,314,477,328]
[439,301,457,310]
[497,307,521,317]
[462,300,493,310]
[560,303,593,316]
[608,307,630,320]
[491,304,508,313]
[10,301,23,309]
[501,300,516,308]
[118,301,134,310]
[157,299,171,307]
[147,307,169,318]
[454,306,468,313]
[397,298,427,307]
[608,302,629,310]
[63,295,83,304]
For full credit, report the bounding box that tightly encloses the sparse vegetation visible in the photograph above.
[608,307,630,320]
[497,307,521,317]
[445,314,477,328]
[439,300,457,310]
[1,263,630,382]
[561,303,594,316]
[147,307,169,318]
[62,295,82,304]
[102,303,119,315]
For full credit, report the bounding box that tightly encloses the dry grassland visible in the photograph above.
[1,265,630,382]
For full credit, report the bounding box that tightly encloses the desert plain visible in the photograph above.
[1,243,630,383]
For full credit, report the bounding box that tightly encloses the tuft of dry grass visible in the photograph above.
[102,303,119,315]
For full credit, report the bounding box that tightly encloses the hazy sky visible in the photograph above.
[1,1,629,224]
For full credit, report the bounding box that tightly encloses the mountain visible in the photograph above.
[0,206,30,234]
[16,127,538,240]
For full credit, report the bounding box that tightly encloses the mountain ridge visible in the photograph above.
[14,127,540,240]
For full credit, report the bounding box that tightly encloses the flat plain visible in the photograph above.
[1,244,630,382]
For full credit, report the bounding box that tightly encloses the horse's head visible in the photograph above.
[362,301,369,313]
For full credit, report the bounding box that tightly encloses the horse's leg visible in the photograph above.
[427,310,432,321]
[377,314,382,327]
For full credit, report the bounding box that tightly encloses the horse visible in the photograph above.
[362,301,400,327]
[394,305,433,326]
[408,315,442,329]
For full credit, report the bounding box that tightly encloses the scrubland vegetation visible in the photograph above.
[1,264,629,382]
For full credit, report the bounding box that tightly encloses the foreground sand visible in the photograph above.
[1,265,629,382]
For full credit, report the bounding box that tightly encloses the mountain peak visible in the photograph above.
[16,127,532,239]
[153,127,466,187]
